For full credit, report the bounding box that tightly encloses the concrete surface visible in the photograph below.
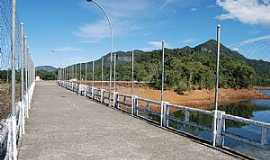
[18,81,238,160]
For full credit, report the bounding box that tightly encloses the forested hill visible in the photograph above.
[71,39,270,92]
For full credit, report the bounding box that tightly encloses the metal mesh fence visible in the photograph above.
[0,0,12,119]
[0,0,34,120]
[0,0,35,159]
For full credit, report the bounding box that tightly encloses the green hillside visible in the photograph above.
[65,39,270,92]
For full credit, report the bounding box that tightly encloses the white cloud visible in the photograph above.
[216,0,270,25]
[180,38,201,47]
[82,0,151,18]
[161,0,205,9]
[74,20,110,43]
[161,0,175,8]
[74,19,142,43]
[76,0,151,43]
[148,41,170,49]
[239,35,270,46]
[51,47,82,53]
[191,8,197,12]
[232,47,240,52]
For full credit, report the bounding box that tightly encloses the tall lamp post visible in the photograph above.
[213,24,221,147]
[86,0,114,99]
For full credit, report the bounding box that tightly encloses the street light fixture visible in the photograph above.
[86,0,114,96]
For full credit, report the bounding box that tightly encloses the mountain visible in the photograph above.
[36,66,57,72]
[68,40,270,90]
[246,59,270,85]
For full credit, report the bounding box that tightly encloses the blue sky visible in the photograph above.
[17,0,270,67]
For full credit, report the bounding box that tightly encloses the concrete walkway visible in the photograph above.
[18,81,237,160]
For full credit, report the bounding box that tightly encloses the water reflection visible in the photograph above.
[170,89,270,159]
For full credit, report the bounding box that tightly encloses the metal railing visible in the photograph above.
[59,80,270,159]
[0,82,35,159]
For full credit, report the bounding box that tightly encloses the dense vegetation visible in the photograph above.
[36,70,57,80]
[63,40,270,93]
[35,66,57,80]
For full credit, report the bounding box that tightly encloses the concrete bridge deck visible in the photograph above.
[18,81,237,160]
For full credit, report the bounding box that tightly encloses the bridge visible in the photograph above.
[0,0,270,160]
[17,81,236,160]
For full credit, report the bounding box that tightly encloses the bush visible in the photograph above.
[174,80,188,95]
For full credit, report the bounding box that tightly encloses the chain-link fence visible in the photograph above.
[0,0,35,159]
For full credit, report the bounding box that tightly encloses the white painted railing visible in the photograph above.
[0,82,35,160]
[58,80,270,159]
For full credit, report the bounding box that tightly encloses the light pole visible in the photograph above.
[86,0,114,100]
[101,57,104,89]
[213,24,221,147]
[161,41,165,102]
[131,50,134,95]
[92,60,95,87]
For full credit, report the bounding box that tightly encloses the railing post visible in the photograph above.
[78,83,81,95]
[81,85,84,96]
[91,87,94,99]
[113,92,118,108]
[161,101,169,127]
[214,111,225,147]
[261,127,268,145]
[165,103,170,127]
[19,103,23,137]
[21,99,25,135]
[132,96,138,116]
[84,86,87,96]
[72,82,74,92]
[100,89,104,103]
[184,109,190,123]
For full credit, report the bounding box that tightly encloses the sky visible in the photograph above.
[16,0,270,67]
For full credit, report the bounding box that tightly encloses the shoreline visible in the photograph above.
[79,81,270,109]
[117,86,270,109]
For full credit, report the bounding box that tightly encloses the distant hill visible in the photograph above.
[66,39,270,90]
[36,66,57,72]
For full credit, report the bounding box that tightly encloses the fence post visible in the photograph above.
[165,103,170,127]
[84,86,87,96]
[91,87,94,99]
[161,101,169,127]
[113,92,118,108]
[214,111,225,147]
[100,89,104,103]
[80,84,83,95]
[19,103,23,137]
[184,109,190,123]
[132,96,138,116]
[72,82,74,92]
[261,127,268,145]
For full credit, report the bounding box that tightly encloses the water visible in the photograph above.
[143,89,270,159]
[219,89,270,122]
[168,89,270,159]
[214,89,270,159]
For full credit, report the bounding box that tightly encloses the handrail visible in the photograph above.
[59,80,270,159]
[224,114,270,128]
[0,81,35,158]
